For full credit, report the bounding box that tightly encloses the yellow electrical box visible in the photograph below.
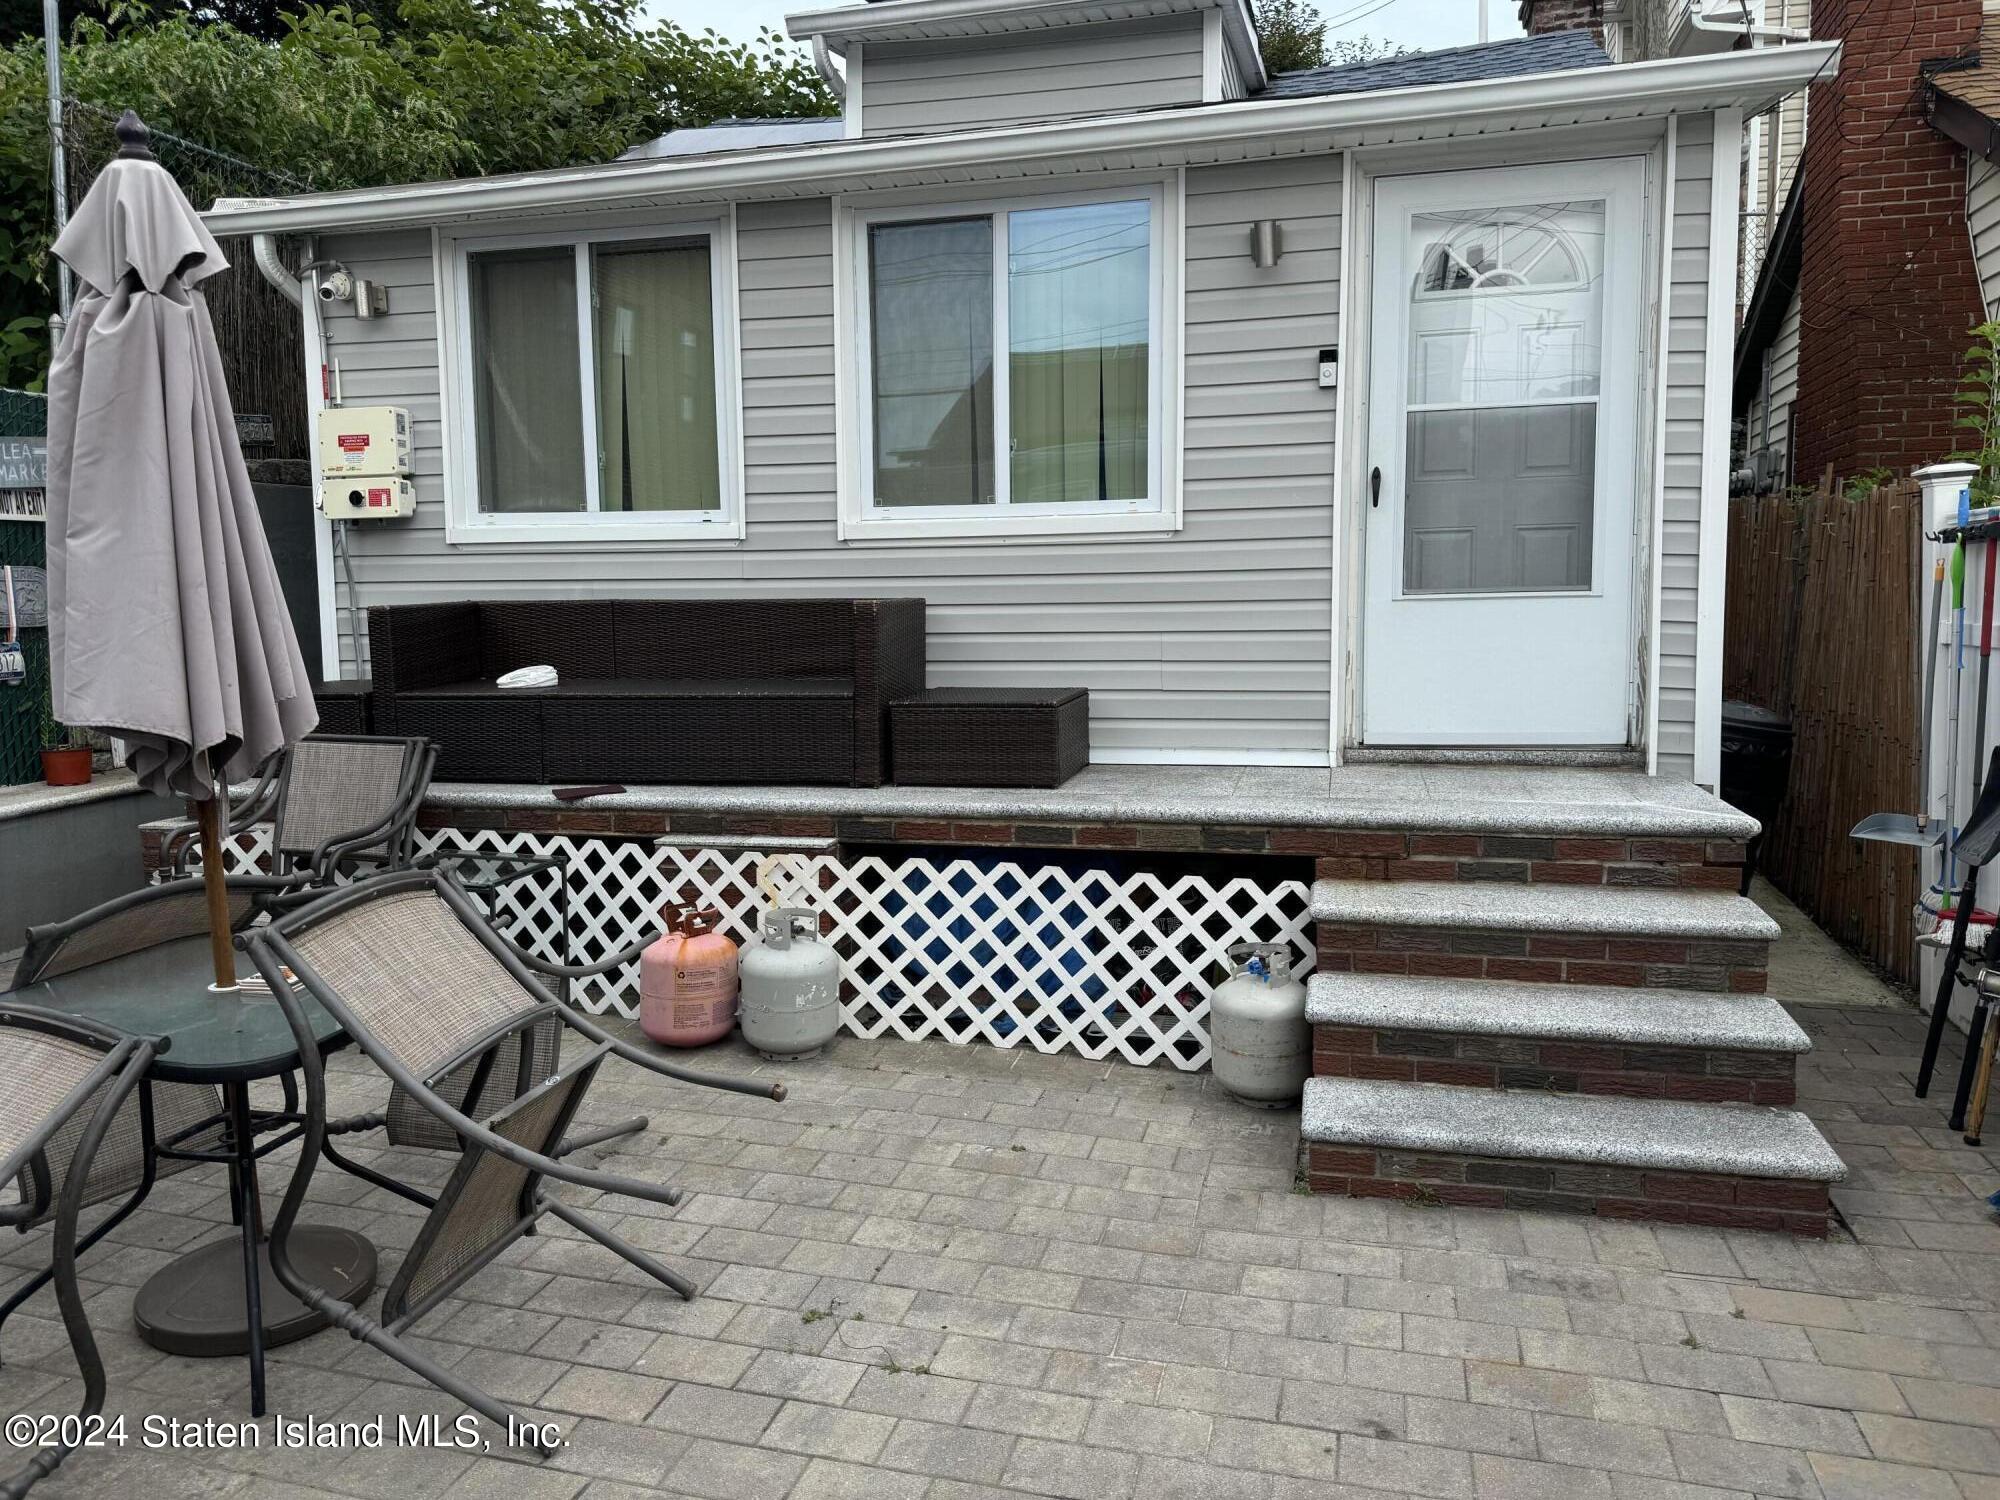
[316,405,411,480]
[323,475,417,520]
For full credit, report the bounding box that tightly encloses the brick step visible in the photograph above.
[1310,831,1748,889]
[1306,973,1808,1104]
[1301,1078,1846,1236]
[1311,879,1778,992]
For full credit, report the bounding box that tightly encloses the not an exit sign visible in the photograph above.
[0,436,45,491]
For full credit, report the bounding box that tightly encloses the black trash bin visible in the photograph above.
[1720,700,1794,896]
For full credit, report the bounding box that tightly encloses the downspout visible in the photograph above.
[1685,1,1808,43]
[249,233,342,681]
[812,36,847,101]
[253,233,303,306]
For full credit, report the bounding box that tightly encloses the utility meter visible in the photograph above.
[316,405,413,519]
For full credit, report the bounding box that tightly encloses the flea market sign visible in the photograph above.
[1,436,47,521]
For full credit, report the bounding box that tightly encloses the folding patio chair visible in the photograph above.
[1,876,294,1359]
[315,923,672,1209]
[0,1005,164,1498]
[163,734,436,888]
[242,868,786,1449]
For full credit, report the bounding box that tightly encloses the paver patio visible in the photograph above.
[3,995,1996,1500]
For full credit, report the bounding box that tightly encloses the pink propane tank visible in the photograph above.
[640,902,739,1047]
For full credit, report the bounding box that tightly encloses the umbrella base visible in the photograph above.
[133,1225,375,1356]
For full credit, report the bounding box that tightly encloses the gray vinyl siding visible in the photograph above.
[1657,111,1717,781]
[319,154,1340,763]
[1971,158,2000,318]
[1218,29,1245,99]
[1748,288,1801,484]
[859,18,1207,136]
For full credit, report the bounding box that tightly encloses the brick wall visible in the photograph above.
[1517,0,1605,43]
[1793,0,1986,481]
[1312,1024,1798,1104]
[1304,1142,1830,1235]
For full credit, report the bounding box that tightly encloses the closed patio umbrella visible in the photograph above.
[45,111,316,989]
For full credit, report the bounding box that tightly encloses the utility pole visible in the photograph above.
[43,0,71,331]
[1478,0,1489,43]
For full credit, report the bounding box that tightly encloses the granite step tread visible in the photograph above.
[1310,878,1780,942]
[1306,973,1809,1053]
[1301,1077,1846,1182]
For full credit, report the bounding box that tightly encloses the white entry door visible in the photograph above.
[1360,159,1647,746]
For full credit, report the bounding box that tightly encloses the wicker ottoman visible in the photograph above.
[890,688,1089,788]
[311,678,373,736]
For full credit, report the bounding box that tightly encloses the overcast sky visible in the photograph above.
[649,0,1526,62]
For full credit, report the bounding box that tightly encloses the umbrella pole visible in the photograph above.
[198,773,239,992]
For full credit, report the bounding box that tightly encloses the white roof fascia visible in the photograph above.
[784,0,1266,92]
[204,41,1836,237]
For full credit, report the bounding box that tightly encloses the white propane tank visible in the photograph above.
[738,908,841,1060]
[1209,942,1309,1107]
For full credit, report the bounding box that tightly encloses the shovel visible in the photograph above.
[1852,552,1952,848]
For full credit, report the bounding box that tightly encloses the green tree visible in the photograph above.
[1254,0,1326,72]
[1252,1,1402,76]
[0,0,834,385]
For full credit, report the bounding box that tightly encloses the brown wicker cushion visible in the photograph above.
[480,600,616,682]
[612,600,857,679]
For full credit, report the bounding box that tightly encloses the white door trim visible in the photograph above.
[1692,107,1744,790]
[1358,156,1649,747]
[1644,116,1679,776]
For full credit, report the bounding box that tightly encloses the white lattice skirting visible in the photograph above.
[206,827,1311,1071]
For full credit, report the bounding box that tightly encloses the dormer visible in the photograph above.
[787,0,1267,138]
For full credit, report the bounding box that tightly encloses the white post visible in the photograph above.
[1917,461,1982,535]
[1915,461,1985,1042]
[1478,0,1489,43]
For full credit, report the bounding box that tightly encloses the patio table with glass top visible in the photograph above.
[10,931,375,1417]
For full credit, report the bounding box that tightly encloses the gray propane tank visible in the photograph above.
[738,907,841,1060]
[1208,942,1309,1107]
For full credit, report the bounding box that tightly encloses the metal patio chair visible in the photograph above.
[1,877,297,1359]
[315,924,672,1208]
[0,1005,165,1498]
[241,868,786,1449]
[163,734,436,888]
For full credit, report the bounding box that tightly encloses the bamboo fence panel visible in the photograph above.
[1724,480,1921,982]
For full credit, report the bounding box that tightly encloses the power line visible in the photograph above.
[1323,0,1403,35]
[64,99,314,192]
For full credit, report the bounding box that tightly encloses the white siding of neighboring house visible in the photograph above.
[1744,288,1801,489]
[315,153,1341,764]
[1970,157,2000,318]
[856,17,1209,136]
[1658,112,1721,781]
[1739,0,1808,297]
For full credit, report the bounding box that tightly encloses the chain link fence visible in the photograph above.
[59,103,314,466]
[0,387,50,785]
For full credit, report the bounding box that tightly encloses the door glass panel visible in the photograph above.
[1403,200,1605,594]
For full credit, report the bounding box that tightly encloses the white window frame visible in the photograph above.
[436,213,745,545]
[833,176,1184,543]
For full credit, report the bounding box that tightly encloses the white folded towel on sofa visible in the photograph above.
[497,664,558,690]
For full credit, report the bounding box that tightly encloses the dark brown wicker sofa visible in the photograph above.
[367,598,925,786]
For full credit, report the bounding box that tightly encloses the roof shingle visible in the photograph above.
[1265,30,1612,99]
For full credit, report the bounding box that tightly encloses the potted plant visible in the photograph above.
[38,700,92,786]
